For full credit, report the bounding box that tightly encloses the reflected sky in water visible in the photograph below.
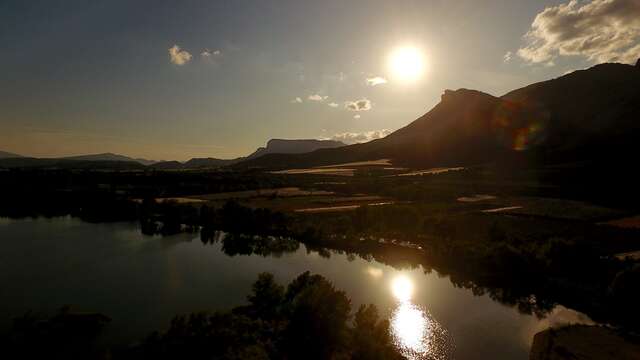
[0,217,594,359]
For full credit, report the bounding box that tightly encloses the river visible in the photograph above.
[0,217,593,359]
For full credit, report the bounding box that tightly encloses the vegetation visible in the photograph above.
[3,273,401,360]
[1,167,640,331]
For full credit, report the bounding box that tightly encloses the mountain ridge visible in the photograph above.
[235,61,640,170]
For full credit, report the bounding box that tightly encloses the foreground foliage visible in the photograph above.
[3,272,403,360]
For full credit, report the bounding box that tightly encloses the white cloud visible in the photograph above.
[328,102,339,108]
[168,44,192,65]
[516,0,640,65]
[290,97,303,104]
[201,49,222,58]
[327,129,392,144]
[308,94,328,101]
[353,114,361,119]
[344,98,372,111]
[503,51,513,63]
[366,76,387,86]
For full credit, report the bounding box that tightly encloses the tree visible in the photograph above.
[281,271,351,359]
[247,272,284,319]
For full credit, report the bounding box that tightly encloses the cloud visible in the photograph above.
[516,0,640,65]
[201,49,222,58]
[290,97,303,104]
[344,98,372,111]
[353,114,361,119]
[168,45,192,65]
[308,94,328,101]
[366,76,388,86]
[503,51,513,63]
[328,102,339,108]
[327,129,392,144]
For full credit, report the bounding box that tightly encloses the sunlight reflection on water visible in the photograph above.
[390,276,454,360]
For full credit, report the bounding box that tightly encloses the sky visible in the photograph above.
[1,0,639,161]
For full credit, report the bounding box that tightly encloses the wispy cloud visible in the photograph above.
[366,76,387,86]
[326,129,392,144]
[290,97,303,104]
[308,94,328,101]
[344,98,372,111]
[328,102,339,108]
[516,0,640,65]
[168,44,192,65]
[201,49,222,57]
[503,51,513,63]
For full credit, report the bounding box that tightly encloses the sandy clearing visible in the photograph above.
[271,168,355,176]
[481,206,523,213]
[603,215,640,229]
[457,194,497,202]
[394,167,465,177]
[316,159,392,168]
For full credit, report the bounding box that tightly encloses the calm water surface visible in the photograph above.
[0,217,592,359]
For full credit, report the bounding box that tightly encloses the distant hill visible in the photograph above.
[0,152,152,170]
[246,139,345,160]
[236,61,640,169]
[61,153,156,165]
[0,157,146,170]
[150,139,346,170]
[0,151,23,159]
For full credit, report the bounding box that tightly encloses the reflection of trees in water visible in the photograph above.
[307,239,560,319]
[200,229,299,257]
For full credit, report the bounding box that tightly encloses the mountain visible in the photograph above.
[150,139,346,170]
[0,157,146,170]
[61,153,156,165]
[236,62,640,169]
[148,161,185,170]
[0,151,23,159]
[184,158,239,168]
[246,139,346,160]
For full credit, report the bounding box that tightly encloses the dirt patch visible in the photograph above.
[603,215,640,229]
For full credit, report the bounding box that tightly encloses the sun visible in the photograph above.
[388,46,426,83]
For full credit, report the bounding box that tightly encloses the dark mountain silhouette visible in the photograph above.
[150,139,346,170]
[61,153,156,165]
[148,160,185,170]
[0,151,23,159]
[0,157,146,170]
[246,139,345,160]
[236,62,640,169]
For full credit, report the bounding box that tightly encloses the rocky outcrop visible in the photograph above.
[530,325,640,360]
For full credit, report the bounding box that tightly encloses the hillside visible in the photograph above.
[150,139,346,170]
[0,151,23,159]
[246,139,345,160]
[236,62,640,170]
[61,153,156,165]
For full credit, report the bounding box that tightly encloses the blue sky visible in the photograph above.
[1,0,637,160]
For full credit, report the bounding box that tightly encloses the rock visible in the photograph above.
[530,325,640,360]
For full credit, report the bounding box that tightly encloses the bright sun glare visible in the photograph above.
[388,46,426,83]
[391,275,414,302]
